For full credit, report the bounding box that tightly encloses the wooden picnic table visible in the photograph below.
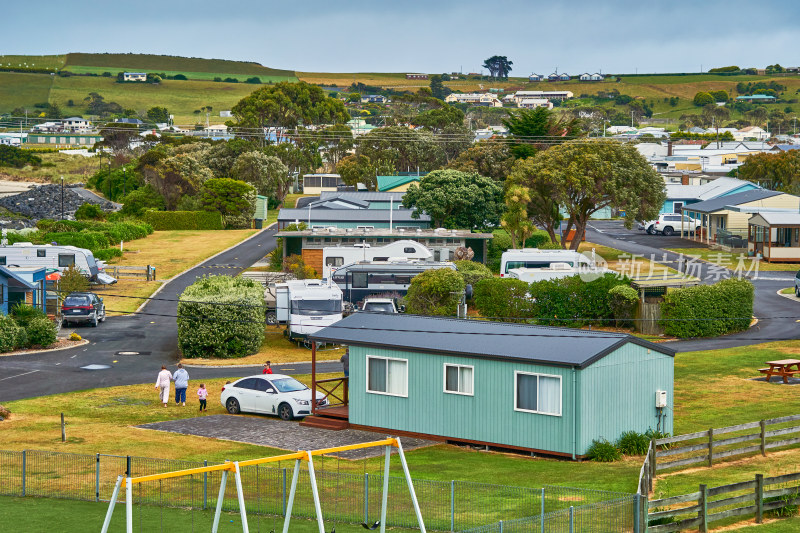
[759,359,800,384]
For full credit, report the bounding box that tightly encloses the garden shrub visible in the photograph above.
[609,285,639,327]
[487,229,512,272]
[473,278,534,320]
[93,248,124,261]
[586,439,621,462]
[26,316,57,347]
[0,315,23,352]
[201,178,255,229]
[0,404,10,421]
[454,260,493,289]
[523,230,553,248]
[59,264,89,295]
[177,275,265,359]
[143,210,224,230]
[660,278,754,338]
[282,254,317,279]
[616,430,650,456]
[405,268,465,316]
[43,231,110,250]
[119,185,166,216]
[75,202,106,220]
[527,274,629,327]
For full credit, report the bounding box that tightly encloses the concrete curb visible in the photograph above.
[0,338,90,357]
[776,288,799,302]
[132,225,276,315]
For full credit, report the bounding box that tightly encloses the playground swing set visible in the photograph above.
[100,437,426,533]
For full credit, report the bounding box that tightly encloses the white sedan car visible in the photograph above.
[220,374,327,420]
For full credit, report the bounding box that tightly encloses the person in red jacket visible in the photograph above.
[262,361,273,374]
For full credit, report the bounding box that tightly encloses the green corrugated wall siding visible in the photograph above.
[577,344,674,453]
[348,347,577,456]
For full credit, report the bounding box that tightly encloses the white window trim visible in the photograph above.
[513,371,562,417]
[366,355,408,398]
[443,363,474,396]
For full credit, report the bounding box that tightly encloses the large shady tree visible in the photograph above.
[509,139,665,250]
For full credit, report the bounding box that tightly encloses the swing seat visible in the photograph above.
[361,520,381,530]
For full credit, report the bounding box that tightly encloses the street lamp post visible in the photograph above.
[60,176,64,220]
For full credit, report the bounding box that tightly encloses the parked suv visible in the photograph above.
[61,292,106,327]
[651,214,702,236]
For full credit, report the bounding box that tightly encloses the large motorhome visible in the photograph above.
[265,279,343,341]
[330,259,456,304]
[499,249,595,278]
[0,243,117,284]
[322,240,432,278]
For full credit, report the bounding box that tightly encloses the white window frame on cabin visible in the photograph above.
[514,371,562,417]
[366,355,408,397]
[443,363,474,396]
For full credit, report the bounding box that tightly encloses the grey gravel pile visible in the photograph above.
[0,184,113,225]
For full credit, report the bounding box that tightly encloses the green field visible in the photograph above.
[0,54,66,70]
[62,64,296,82]
[48,75,260,124]
[0,72,53,113]
[64,52,294,77]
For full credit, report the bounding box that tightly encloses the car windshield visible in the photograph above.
[291,299,342,316]
[271,377,307,393]
[64,296,90,306]
[364,303,395,313]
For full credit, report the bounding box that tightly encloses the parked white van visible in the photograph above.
[0,243,117,284]
[499,249,594,277]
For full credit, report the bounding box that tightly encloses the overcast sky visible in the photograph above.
[5,0,799,74]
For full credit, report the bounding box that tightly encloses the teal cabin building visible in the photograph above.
[309,314,674,458]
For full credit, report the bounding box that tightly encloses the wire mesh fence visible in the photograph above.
[0,449,637,532]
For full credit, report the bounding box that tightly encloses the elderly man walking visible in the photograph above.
[155,365,172,407]
[173,363,190,406]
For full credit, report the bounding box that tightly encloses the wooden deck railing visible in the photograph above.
[315,377,348,407]
[648,472,800,532]
[653,414,800,473]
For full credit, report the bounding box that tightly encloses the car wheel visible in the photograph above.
[278,402,294,421]
[662,226,674,236]
[225,397,241,414]
[266,311,277,326]
[646,226,655,235]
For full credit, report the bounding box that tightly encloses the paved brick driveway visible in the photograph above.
[138,415,437,458]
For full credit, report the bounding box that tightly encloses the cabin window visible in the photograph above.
[367,356,408,397]
[37,249,46,258]
[395,275,412,285]
[0,256,5,266]
[403,247,416,253]
[58,254,76,267]
[514,372,562,416]
[326,257,344,267]
[352,272,368,288]
[444,364,473,395]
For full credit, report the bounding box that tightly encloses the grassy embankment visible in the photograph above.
[0,151,102,184]
[98,229,257,315]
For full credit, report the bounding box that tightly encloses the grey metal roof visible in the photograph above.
[749,212,800,225]
[307,198,371,209]
[319,192,406,202]
[277,208,429,223]
[680,189,782,214]
[309,314,674,369]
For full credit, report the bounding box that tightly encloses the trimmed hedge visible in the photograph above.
[143,210,224,230]
[660,278,754,338]
[473,278,535,320]
[527,274,629,327]
[94,248,124,261]
[43,231,110,250]
[177,275,265,359]
[0,316,23,352]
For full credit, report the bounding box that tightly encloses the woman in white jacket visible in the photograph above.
[155,365,173,407]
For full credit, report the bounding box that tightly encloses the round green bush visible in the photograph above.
[0,315,23,352]
[454,260,494,288]
[405,268,465,316]
[609,285,639,327]
[75,203,106,220]
[586,438,622,462]
[26,317,57,348]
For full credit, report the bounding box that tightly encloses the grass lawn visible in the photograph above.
[0,151,102,184]
[579,242,685,279]
[97,229,257,315]
[780,287,794,295]
[665,247,798,272]
[0,72,53,114]
[282,193,316,208]
[64,52,294,77]
[182,326,345,366]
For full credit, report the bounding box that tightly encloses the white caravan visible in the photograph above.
[268,279,343,341]
[499,248,594,278]
[507,264,612,282]
[322,240,432,278]
[0,243,117,284]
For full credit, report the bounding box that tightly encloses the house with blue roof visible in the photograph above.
[660,177,762,215]
[306,313,675,459]
[0,266,40,315]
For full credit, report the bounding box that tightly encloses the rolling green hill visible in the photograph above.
[0,54,66,70]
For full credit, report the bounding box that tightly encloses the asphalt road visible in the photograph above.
[585,220,800,352]
[0,227,341,402]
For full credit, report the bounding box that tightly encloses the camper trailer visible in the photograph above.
[0,243,117,284]
[322,240,432,278]
[265,279,343,340]
[499,249,595,278]
[330,259,456,305]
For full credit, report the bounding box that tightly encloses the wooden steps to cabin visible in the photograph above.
[299,416,351,431]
